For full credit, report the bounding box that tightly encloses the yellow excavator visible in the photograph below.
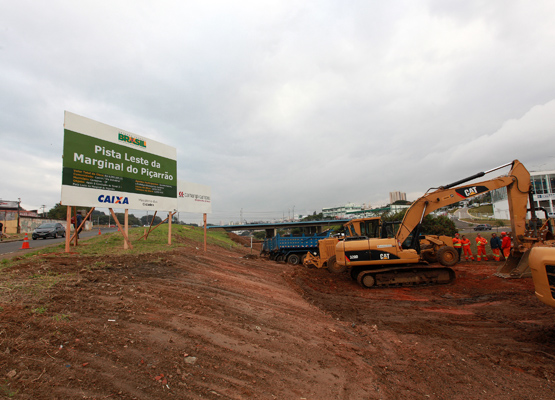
[303,217,453,269]
[529,246,555,309]
[329,160,554,288]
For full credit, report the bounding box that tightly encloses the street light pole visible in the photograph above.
[17,198,21,234]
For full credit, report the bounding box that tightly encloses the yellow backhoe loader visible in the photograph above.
[331,160,554,288]
[303,217,400,269]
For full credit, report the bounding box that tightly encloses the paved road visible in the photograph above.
[450,207,475,233]
[450,207,509,233]
[0,228,118,256]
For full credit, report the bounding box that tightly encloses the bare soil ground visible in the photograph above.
[1,234,555,399]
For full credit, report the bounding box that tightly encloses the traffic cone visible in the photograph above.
[21,233,30,249]
[98,228,101,235]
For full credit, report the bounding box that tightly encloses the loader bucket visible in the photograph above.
[303,252,322,269]
[494,250,532,279]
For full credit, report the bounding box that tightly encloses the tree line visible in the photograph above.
[45,203,179,226]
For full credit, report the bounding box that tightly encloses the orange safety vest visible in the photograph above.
[476,237,487,247]
[461,238,471,247]
[453,237,462,248]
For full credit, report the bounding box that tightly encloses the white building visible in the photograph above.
[322,203,363,218]
[492,169,555,219]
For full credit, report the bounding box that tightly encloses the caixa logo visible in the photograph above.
[98,194,129,205]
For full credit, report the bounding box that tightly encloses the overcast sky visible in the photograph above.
[2,1,555,224]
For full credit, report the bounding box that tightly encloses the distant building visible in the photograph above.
[322,203,363,218]
[389,191,407,204]
[346,203,411,218]
[492,169,555,219]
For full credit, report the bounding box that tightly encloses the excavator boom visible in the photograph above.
[396,160,530,247]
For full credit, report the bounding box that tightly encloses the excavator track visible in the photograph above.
[354,266,455,288]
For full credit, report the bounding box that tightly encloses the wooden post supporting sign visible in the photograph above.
[203,213,207,252]
[65,206,71,253]
[109,208,133,250]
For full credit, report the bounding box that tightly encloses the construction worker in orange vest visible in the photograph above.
[461,235,474,261]
[452,232,462,261]
[501,232,511,258]
[490,232,502,261]
[476,233,488,261]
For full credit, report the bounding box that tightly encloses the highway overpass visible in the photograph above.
[208,220,349,238]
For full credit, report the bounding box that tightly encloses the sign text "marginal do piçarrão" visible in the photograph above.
[72,145,174,181]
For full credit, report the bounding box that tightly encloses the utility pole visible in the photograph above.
[17,198,21,234]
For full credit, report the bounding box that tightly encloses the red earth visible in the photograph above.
[1,234,555,399]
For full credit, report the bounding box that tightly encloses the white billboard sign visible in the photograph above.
[61,111,178,211]
[0,201,19,209]
[177,181,212,213]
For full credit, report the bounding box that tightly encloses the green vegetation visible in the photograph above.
[301,212,325,221]
[52,313,70,322]
[421,215,457,236]
[31,306,47,314]
[46,203,170,226]
[3,225,237,261]
[69,224,237,256]
[382,210,457,236]
[468,204,494,214]
[253,231,267,240]
[0,382,17,398]
[0,225,239,308]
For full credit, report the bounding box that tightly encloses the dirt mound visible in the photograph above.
[1,244,555,399]
[226,231,263,252]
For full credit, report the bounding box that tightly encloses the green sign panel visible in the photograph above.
[61,112,178,211]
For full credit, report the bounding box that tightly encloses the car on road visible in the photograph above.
[474,223,492,231]
[32,223,66,240]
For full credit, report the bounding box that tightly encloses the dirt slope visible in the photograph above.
[1,238,555,399]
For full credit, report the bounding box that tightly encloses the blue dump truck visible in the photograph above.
[261,230,333,265]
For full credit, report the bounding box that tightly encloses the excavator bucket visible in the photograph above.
[494,250,532,278]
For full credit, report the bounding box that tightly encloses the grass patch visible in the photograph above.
[31,306,47,314]
[468,205,494,214]
[52,313,70,322]
[176,226,237,248]
[71,224,238,256]
[0,225,238,303]
[0,382,18,398]
[2,225,238,262]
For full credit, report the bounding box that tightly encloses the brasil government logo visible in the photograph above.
[118,132,146,148]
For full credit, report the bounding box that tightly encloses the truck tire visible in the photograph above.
[327,256,347,274]
[287,254,301,265]
[437,246,459,267]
